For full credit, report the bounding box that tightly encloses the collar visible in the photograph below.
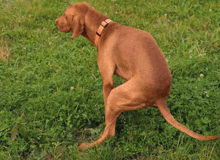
[94,19,112,47]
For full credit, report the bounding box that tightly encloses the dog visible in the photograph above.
[55,2,218,150]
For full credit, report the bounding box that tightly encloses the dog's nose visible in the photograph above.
[55,18,59,24]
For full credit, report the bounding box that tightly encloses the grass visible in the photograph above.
[0,0,219,159]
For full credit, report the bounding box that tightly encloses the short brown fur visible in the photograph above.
[55,2,218,150]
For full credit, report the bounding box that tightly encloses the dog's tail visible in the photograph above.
[156,98,218,141]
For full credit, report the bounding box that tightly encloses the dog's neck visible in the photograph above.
[82,9,108,47]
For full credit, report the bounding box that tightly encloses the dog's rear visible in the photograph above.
[105,25,218,141]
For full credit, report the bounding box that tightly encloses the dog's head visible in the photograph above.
[55,3,88,39]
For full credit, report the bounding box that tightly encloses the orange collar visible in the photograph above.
[94,19,112,47]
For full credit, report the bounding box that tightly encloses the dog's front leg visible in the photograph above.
[102,76,113,105]
[97,58,116,105]
[78,57,116,151]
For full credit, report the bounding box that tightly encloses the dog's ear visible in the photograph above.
[70,15,85,39]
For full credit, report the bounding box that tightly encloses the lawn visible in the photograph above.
[0,0,219,159]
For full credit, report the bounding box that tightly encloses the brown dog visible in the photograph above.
[55,2,218,150]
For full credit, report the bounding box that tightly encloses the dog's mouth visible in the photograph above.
[65,28,71,33]
[55,24,71,33]
[55,18,71,33]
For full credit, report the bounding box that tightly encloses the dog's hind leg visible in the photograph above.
[79,77,152,150]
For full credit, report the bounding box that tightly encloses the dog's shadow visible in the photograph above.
[115,107,162,137]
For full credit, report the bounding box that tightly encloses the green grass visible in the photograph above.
[1,0,219,159]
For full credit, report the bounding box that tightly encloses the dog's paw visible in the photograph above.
[78,143,90,151]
